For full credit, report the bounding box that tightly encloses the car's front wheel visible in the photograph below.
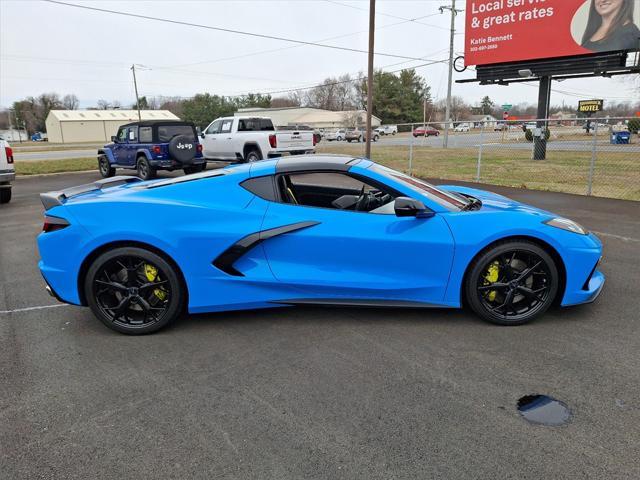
[464,241,559,326]
[98,155,115,178]
[85,247,185,334]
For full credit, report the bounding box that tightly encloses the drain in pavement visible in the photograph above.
[517,394,571,426]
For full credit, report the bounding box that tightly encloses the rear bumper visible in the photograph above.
[0,171,16,183]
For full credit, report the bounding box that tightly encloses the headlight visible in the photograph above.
[544,217,588,235]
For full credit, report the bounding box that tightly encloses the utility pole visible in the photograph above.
[440,0,462,148]
[131,64,142,121]
[365,0,376,159]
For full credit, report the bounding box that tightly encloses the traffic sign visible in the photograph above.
[502,104,513,111]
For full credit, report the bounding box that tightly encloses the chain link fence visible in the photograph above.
[317,117,640,201]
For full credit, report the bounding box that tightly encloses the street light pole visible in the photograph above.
[365,0,376,159]
[440,0,461,149]
[131,64,142,121]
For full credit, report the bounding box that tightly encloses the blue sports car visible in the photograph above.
[38,155,604,335]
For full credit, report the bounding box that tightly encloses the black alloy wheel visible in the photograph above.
[465,241,558,326]
[137,156,156,180]
[98,155,115,178]
[85,247,184,334]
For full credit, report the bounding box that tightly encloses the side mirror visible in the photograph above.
[394,197,433,218]
[200,133,205,139]
[111,135,118,143]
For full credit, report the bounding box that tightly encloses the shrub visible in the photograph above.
[525,127,551,142]
[628,118,640,134]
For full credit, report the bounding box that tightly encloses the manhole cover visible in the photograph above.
[517,394,571,426]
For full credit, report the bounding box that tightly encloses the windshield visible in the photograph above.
[370,164,467,211]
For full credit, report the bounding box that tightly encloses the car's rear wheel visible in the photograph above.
[0,186,11,204]
[465,241,559,326]
[85,247,184,335]
[98,155,115,178]
[245,149,261,163]
[183,163,206,175]
[137,156,156,180]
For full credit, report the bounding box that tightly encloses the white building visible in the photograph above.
[234,107,382,129]
[0,129,29,142]
[45,110,180,143]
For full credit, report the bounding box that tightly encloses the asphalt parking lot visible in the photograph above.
[2,171,639,479]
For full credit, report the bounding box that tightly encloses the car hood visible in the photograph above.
[438,185,554,218]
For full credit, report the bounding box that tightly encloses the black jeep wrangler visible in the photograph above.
[98,120,206,180]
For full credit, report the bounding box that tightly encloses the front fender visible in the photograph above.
[440,211,602,307]
[98,149,116,163]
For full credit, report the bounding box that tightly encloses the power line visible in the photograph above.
[43,0,434,62]
[324,0,449,30]
[162,13,443,70]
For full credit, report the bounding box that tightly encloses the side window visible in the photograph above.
[127,127,138,143]
[277,172,396,213]
[117,128,127,143]
[139,126,153,143]
[220,119,233,134]
[206,120,222,135]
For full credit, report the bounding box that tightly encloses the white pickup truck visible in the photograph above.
[200,116,316,162]
[0,138,15,204]
[375,125,398,136]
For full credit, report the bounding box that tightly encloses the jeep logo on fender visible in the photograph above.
[176,143,193,150]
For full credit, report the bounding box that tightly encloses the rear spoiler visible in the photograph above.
[40,176,142,211]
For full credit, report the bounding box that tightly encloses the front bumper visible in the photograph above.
[563,268,605,306]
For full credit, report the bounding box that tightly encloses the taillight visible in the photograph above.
[268,134,277,149]
[196,144,203,153]
[5,146,13,164]
[313,134,318,146]
[43,215,70,233]
[153,145,162,154]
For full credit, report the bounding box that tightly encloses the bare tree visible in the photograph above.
[96,99,111,110]
[270,96,301,108]
[341,110,363,128]
[62,94,79,110]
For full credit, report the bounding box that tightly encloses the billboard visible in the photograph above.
[465,0,640,66]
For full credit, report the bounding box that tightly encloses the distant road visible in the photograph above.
[14,149,97,161]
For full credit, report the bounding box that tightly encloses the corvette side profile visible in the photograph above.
[38,155,604,335]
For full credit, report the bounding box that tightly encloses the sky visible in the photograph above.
[0,0,638,111]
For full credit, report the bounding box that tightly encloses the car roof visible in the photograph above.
[120,120,195,128]
[275,154,362,173]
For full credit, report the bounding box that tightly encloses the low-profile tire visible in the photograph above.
[137,156,156,180]
[464,240,559,326]
[98,155,115,178]
[244,149,262,163]
[85,247,184,335]
[0,187,11,204]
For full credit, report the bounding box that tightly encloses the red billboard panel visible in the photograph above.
[465,0,640,66]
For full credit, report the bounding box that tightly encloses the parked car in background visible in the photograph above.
[325,129,346,141]
[31,132,48,142]
[201,117,316,162]
[494,123,508,131]
[345,128,380,143]
[98,120,205,180]
[454,123,470,132]
[375,125,398,136]
[413,126,440,137]
[0,138,15,204]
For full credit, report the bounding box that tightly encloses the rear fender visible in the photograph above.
[243,142,263,160]
[135,149,153,161]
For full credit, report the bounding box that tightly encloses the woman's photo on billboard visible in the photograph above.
[581,0,640,52]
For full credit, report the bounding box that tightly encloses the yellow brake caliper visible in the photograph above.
[144,264,166,301]
[484,261,500,302]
